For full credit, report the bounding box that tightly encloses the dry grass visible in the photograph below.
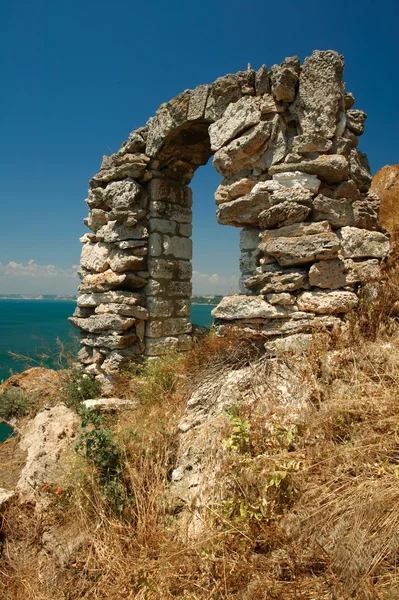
[2,263,399,599]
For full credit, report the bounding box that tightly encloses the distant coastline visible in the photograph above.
[0,295,76,301]
[0,294,223,305]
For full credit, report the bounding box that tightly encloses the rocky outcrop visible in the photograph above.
[17,405,80,501]
[371,165,399,236]
[73,51,388,374]
[171,355,313,537]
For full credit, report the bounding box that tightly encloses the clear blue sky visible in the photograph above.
[1,0,398,294]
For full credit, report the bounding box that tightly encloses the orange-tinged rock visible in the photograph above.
[371,164,399,237]
[0,367,69,402]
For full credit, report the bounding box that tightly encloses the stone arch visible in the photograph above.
[71,50,389,377]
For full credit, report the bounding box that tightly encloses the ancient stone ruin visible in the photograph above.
[71,50,390,377]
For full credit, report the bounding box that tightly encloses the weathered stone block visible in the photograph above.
[270,56,300,103]
[352,200,378,230]
[148,258,176,279]
[86,209,109,232]
[178,223,192,237]
[260,94,282,114]
[102,180,143,212]
[344,258,380,285]
[150,201,192,223]
[148,178,191,206]
[209,96,261,152]
[163,235,192,259]
[212,295,296,320]
[109,250,145,272]
[145,336,179,356]
[264,333,313,356]
[188,84,211,120]
[259,201,310,229]
[81,332,137,349]
[96,221,149,243]
[255,65,270,95]
[240,227,261,251]
[291,50,344,139]
[270,155,349,184]
[204,72,250,121]
[147,297,174,318]
[79,270,128,293]
[144,280,166,296]
[176,299,191,317]
[215,177,259,205]
[77,291,145,307]
[121,272,149,290]
[312,195,355,228]
[333,180,360,201]
[146,320,163,338]
[272,171,321,193]
[338,227,390,259]
[297,290,358,314]
[217,194,269,227]
[94,303,149,320]
[167,282,192,297]
[150,218,177,234]
[148,233,163,257]
[162,318,192,336]
[178,334,193,351]
[239,253,258,275]
[309,259,346,289]
[90,155,150,188]
[291,134,333,154]
[264,232,340,266]
[118,240,147,250]
[266,292,296,305]
[260,314,342,337]
[177,260,192,281]
[70,314,136,333]
[101,348,142,374]
[80,242,111,273]
[346,109,367,136]
[213,120,275,176]
[259,220,330,245]
[348,149,372,192]
[256,269,308,294]
[77,345,104,365]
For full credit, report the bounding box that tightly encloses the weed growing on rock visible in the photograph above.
[75,407,133,515]
[0,388,34,419]
[61,368,102,411]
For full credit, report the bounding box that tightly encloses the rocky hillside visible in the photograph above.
[1,258,399,599]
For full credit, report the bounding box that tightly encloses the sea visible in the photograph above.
[0,300,215,442]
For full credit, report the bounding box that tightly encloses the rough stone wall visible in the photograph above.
[71,50,390,377]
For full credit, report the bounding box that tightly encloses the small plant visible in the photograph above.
[223,415,251,454]
[75,407,133,514]
[60,368,102,411]
[0,388,34,419]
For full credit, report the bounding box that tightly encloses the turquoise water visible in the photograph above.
[0,300,78,383]
[0,300,214,381]
[0,424,15,443]
[0,300,214,442]
[0,300,214,383]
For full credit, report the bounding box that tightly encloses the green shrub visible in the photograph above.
[0,388,34,419]
[60,368,102,411]
[75,407,134,514]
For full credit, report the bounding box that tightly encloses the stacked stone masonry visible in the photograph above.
[71,50,390,376]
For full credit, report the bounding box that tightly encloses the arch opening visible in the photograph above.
[71,51,389,377]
